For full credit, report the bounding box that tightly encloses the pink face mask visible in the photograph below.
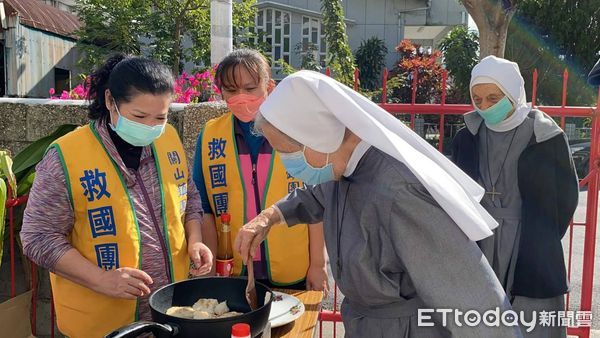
[226,94,266,122]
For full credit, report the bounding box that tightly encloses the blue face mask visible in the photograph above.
[110,101,166,147]
[475,96,514,125]
[279,147,335,185]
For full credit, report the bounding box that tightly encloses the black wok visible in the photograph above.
[106,277,273,338]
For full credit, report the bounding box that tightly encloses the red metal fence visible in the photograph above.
[1,66,598,338]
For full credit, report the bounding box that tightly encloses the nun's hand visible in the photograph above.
[306,264,330,297]
[234,206,281,264]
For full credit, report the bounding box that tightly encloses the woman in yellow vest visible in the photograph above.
[20,54,213,338]
[193,49,329,291]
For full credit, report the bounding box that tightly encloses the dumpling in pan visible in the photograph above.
[192,298,218,313]
[219,311,243,318]
[166,306,195,319]
[193,310,212,320]
[214,301,230,316]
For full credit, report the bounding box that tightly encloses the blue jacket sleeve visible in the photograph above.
[193,129,214,214]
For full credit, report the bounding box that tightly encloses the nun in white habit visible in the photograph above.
[452,56,578,338]
[234,70,522,337]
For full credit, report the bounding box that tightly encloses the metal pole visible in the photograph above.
[439,70,447,152]
[578,88,600,338]
[382,68,388,104]
[532,69,538,107]
[410,69,417,130]
[8,185,14,298]
[210,0,233,66]
[561,69,569,129]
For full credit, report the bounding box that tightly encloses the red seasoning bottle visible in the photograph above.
[231,323,251,338]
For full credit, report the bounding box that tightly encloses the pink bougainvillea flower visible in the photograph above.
[171,69,219,103]
[72,85,85,98]
[177,87,192,103]
[49,88,56,96]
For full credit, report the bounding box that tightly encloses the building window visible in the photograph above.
[301,16,327,66]
[54,68,71,95]
[256,9,291,68]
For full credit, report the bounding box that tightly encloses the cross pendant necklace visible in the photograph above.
[486,185,502,202]
[484,127,518,204]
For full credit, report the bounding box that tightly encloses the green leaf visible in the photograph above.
[355,37,388,90]
[0,150,16,195]
[0,178,6,270]
[321,0,356,86]
[503,0,599,106]
[12,124,78,180]
[75,0,257,73]
[274,58,297,75]
[439,25,479,103]
[17,170,36,197]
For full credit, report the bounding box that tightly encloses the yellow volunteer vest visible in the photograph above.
[48,121,190,338]
[201,113,310,285]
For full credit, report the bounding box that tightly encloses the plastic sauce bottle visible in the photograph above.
[231,323,251,338]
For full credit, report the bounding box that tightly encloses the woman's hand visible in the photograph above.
[95,267,153,299]
[188,241,214,276]
[306,264,329,296]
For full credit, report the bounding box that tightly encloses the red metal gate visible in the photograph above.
[1,67,598,338]
[317,68,599,338]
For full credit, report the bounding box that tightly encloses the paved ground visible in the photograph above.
[317,189,600,337]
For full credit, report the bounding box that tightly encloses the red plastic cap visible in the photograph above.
[231,323,250,337]
[221,213,231,223]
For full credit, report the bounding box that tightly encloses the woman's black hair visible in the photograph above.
[85,53,175,120]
